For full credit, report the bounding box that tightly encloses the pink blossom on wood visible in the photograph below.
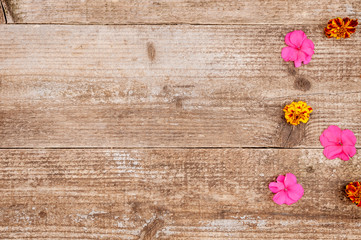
[269,173,304,205]
[281,30,314,68]
[320,125,357,161]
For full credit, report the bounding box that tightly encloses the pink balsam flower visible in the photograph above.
[281,30,314,68]
[269,173,304,205]
[320,125,357,161]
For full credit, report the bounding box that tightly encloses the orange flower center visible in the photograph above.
[336,26,347,37]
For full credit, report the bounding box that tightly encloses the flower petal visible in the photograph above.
[282,47,298,61]
[300,44,315,56]
[301,38,314,50]
[269,181,285,193]
[323,145,343,159]
[343,146,357,159]
[277,174,285,183]
[329,19,339,28]
[348,19,358,27]
[285,196,297,205]
[287,183,304,201]
[322,125,342,144]
[341,129,357,146]
[294,60,302,68]
[289,30,306,48]
[320,132,335,147]
[284,173,298,188]
[302,55,312,65]
[343,17,351,26]
[297,50,306,62]
[301,48,314,58]
[335,18,344,27]
[346,28,356,33]
[273,191,287,205]
[285,32,296,48]
[338,152,350,161]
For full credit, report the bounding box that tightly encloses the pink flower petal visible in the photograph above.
[323,125,342,144]
[285,196,297,205]
[289,30,306,48]
[269,182,285,193]
[323,145,343,159]
[294,60,302,68]
[287,184,304,201]
[338,152,350,161]
[297,50,306,62]
[284,173,297,187]
[301,47,314,57]
[301,39,314,50]
[303,55,312,65]
[281,47,298,61]
[343,146,357,159]
[273,191,287,205]
[320,132,335,147]
[285,32,296,48]
[341,129,357,146]
[277,175,285,183]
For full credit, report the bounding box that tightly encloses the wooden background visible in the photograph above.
[1,0,361,239]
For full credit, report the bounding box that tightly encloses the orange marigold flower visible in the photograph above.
[345,182,361,207]
[325,17,358,39]
[283,101,313,126]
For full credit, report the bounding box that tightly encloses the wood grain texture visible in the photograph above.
[1,24,361,148]
[0,1,5,24]
[0,149,360,239]
[0,0,14,23]
[3,0,361,25]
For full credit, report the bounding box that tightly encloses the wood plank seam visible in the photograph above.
[1,147,360,150]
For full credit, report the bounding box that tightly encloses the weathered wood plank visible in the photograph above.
[0,0,14,23]
[0,149,360,239]
[4,0,361,24]
[1,24,361,148]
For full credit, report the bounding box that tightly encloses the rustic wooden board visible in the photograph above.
[2,0,361,25]
[1,24,361,148]
[0,0,13,23]
[0,149,360,239]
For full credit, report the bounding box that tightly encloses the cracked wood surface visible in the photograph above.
[1,24,361,148]
[0,149,360,239]
[0,0,14,23]
[2,0,361,25]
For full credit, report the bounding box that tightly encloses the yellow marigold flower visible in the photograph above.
[325,17,358,39]
[283,101,313,126]
[346,182,361,207]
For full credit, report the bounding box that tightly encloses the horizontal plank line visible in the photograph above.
[4,23,323,26]
[0,147,331,150]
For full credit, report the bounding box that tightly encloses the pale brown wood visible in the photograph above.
[4,0,361,25]
[1,24,361,148]
[2,1,361,239]
[0,149,360,239]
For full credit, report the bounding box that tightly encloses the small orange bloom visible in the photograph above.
[283,101,313,126]
[325,17,358,39]
[345,182,361,207]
